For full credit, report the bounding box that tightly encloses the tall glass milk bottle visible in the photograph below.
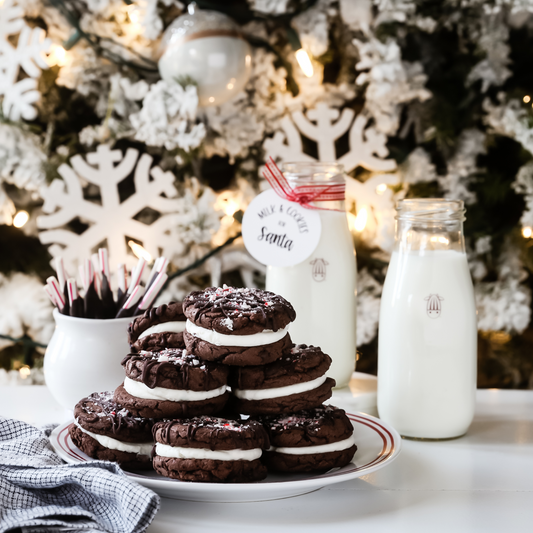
[266,162,357,388]
[378,199,477,439]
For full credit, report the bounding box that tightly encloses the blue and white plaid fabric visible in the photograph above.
[0,418,160,533]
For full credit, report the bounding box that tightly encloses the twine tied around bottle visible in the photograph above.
[262,157,345,210]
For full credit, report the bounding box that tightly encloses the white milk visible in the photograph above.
[266,210,357,388]
[378,250,477,439]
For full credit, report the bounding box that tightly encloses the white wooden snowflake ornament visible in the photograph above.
[37,144,183,275]
[263,103,397,173]
[0,0,51,121]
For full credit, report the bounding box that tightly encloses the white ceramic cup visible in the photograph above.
[44,309,132,411]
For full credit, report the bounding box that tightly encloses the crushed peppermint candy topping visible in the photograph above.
[185,286,295,323]
[183,416,249,431]
[263,405,338,430]
[127,349,209,369]
[81,391,146,421]
[221,317,234,330]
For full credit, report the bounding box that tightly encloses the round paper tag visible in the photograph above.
[242,189,322,267]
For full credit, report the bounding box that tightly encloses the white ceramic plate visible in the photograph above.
[50,412,401,503]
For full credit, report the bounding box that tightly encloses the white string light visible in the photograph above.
[13,211,29,228]
[128,240,152,262]
[295,49,314,78]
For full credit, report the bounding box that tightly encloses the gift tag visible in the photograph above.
[242,189,321,267]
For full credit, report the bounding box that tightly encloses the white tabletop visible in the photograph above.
[2,382,533,532]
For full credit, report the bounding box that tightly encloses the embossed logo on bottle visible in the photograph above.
[425,294,444,318]
[310,258,328,282]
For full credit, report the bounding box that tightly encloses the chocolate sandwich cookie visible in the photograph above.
[229,344,336,415]
[183,286,296,366]
[128,302,186,352]
[152,416,269,483]
[69,391,154,470]
[258,405,357,473]
[114,349,230,418]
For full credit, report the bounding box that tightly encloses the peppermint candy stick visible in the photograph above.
[116,263,129,310]
[135,271,168,314]
[117,264,126,293]
[145,257,162,289]
[55,257,67,290]
[46,277,65,310]
[78,265,87,293]
[85,258,93,293]
[93,270,102,299]
[54,257,71,314]
[43,285,59,307]
[67,278,84,318]
[116,285,143,318]
[98,248,110,279]
[128,258,146,294]
[145,257,168,291]
[84,258,103,319]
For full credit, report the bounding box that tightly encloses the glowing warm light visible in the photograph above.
[215,192,241,218]
[48,44,68,67]
[209,96,215,103]
[375,183,388,195]
[128,240,152,262]
[224,200,239,217]
[19,366,31,379]
[354,207,368,232]
[430,235,450,245]
[522,226,533,238]
[524,95,531,104]
[126,4,140,24]
[295,49,314,78]
[13,210,29,228]
[227,78,236,91]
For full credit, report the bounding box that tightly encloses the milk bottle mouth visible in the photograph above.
[281,162,345,185]
[396,198,466,223]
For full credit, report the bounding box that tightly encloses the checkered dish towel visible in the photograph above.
[0,418,160,533]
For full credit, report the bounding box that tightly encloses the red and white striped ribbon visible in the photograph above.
[262,157,345,210]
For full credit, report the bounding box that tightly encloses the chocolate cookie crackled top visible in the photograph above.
[152,416,269,483]
[69,391,154,470]
[128,302,186,353]
[183,286,296,366]
[229,344,336,415]
[114,349,230,419]
[257,405,357,473]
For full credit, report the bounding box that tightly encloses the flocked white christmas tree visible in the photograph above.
[37,145,183,275]
[0,0,50,121]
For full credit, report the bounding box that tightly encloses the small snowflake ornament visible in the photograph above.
[37,144,183,275]
[0,0,51,121]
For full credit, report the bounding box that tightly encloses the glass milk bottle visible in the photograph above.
[378,199,477,439]
[266,162,357,388]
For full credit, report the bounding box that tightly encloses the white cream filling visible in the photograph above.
[74,420,153,456]
[186,320,289,347]
[124,376,227,402]
[271,434,356,456]
[138,321,187,339]
[233,374,328,401]
[155,442,262,461]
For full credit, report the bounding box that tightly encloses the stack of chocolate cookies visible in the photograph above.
[70,302,191,471]
[70,288,357,483]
